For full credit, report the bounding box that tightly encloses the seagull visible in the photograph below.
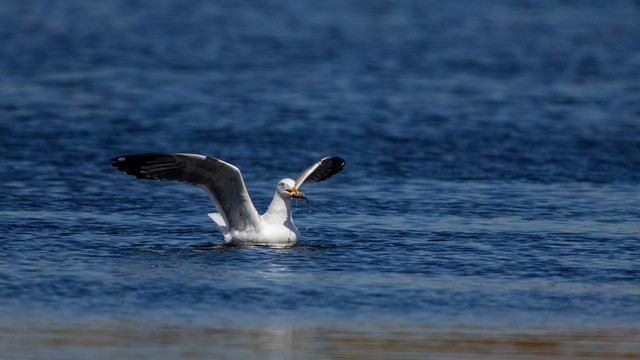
[110,153,345,245]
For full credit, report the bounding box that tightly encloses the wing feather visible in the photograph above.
[110,153,262,232]
[293,157,346,188]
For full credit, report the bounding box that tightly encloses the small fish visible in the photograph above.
[291,190,309,207]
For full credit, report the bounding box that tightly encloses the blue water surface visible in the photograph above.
[1,0,639,358]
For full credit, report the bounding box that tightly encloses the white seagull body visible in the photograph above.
[110,153,345,246]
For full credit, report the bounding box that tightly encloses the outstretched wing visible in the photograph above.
[110,153,262,232]
[293,157,345,188]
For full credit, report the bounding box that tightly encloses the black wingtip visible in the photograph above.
[327,156,346,173]
[109,153,163,180]
[304,156,345,185]
[110,155,126,166]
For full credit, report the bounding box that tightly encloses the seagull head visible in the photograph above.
[277,178,308,205]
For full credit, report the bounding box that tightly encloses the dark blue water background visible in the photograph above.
[1,0,639,358]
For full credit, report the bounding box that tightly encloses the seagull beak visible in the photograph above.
[287,187,309,206]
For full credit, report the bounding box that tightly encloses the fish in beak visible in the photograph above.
[286,187,309,206]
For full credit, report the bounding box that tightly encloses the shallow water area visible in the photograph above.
[3,321,640,360]
[1,0,640,358]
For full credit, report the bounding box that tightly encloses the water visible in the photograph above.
[1,0,640,358]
